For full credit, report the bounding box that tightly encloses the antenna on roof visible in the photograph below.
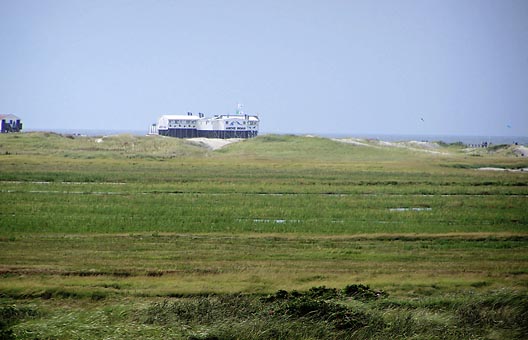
[236,103,244,115]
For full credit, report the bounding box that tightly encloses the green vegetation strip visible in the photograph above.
[1,233,526,297]
[2,286,527,339]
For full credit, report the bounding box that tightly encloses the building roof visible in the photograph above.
[159,115,199,120]
[159,114,259,122]
[0,114,20,120]
[214,115,259,121]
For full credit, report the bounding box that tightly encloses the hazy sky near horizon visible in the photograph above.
[1,0,527,136]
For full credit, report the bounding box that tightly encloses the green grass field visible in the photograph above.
[1,132,527,339]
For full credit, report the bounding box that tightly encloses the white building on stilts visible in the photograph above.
[150,105,259,139]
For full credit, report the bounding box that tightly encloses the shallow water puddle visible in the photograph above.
[252,219,302,223]
[389,207,432,212]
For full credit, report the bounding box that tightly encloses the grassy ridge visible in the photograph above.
[0,132,207,158]
[0,132,527,339]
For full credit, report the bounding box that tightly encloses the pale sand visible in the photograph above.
[477,167,528,172]
[187,137,243,150]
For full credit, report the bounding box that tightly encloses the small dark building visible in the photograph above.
[0,114,22,133]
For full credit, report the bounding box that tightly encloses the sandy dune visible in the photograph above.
[187,138,243,150]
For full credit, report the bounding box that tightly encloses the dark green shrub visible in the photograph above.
[343,284,388,300]
[306,286,339,299]
[0,305,40,340]
[281,297,384,332]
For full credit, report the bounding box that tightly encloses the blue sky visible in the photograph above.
[1,0,527,136]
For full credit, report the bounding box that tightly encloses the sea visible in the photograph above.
[27,129,528,146]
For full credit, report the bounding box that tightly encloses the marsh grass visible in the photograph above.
[1,233,526,300]
[3,287,526,339]
[2,189,526,233]
[0,132,207,159]
[0,132,527,339]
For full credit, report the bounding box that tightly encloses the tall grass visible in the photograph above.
[0,132,527,339]
[1,189,526,234]
[4,287,527,339]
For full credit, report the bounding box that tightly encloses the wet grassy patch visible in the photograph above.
[0,133,526,339]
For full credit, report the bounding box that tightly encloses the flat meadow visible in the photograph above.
[0,132,527,339]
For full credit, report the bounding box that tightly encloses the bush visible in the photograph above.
[262,285,386,333]
[261,284,388,303]
[343,284,388,300]
[281,297,382,331]
[0,305,40,340]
